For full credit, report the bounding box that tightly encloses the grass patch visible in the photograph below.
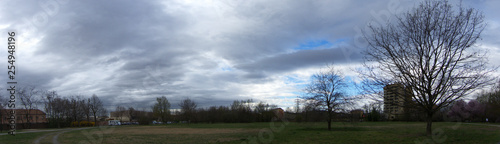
[1,122,499,144]
[0,131,50,143]
[268,122,500,144]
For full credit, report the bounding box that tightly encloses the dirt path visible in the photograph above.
[0,129,61,136]
[30,127,92,144]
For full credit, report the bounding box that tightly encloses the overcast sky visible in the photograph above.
[1,0,499,111]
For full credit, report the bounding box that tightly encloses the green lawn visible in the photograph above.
[0,131,50,144]
[1,122,499,144]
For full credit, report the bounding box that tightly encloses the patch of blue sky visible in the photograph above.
[284,75,309,96]
[275,95,294,100]
[344,76,362,96]
[291,91,309,98]
[293,38,347,51]
[284,75,306,84]
[292,75,362,97]
[220,66,232,71]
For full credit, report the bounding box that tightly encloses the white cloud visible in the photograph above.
[0,0,498,111]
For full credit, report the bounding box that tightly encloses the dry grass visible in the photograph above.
[111,126,260,135]
[56,125,263,144]
[11,122,498,144]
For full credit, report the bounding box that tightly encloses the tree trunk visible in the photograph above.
[327,120,331,131]
[327,110,332,131]
[94,112,97,127]
[426,112,433,136]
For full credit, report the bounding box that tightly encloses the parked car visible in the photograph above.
[108,120,121,126]
[152,121,164,124]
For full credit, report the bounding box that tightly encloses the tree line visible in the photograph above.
[448,82,500,123]
[357,80,500,123]
[149,97,282,124]
[0,86,106,129]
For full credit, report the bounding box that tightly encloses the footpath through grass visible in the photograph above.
[1,122,499,144]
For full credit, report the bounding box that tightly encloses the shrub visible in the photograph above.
[70,121,95,127]
[70,121,79,127]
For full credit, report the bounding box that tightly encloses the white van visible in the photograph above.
[108,120,121,126]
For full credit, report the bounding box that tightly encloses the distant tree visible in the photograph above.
[152,96,171,123]
[68,96,86,123]
[44,90,57,120]
[206,106,219,123]
[477,80,500,122]
[369,107,381,121]
[230,99,254,123]
[448,100,468,122]
[179,98,197,122]
[0,92,6,132]
[362,0,494,135]
[254,102,275,122]
[363,103,382,122]
[467,100,485,121]
[81,97,91,122]
[98,108,108,120]
[88,94,104,126]
[48,96,71,128]
[254,102,267,114]
[304,65,349,131]
[18,86,42,128]
[128,107,136,122]
[115,106,126,122]
[44,90,66,128]
[301,98,322,122]
[447,99,484,122]
[137,108,153,125]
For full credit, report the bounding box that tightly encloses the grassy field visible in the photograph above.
[1,122,499,144]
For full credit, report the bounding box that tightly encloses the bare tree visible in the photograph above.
[230,99,254,123]
[179,98,197,122]
[45,93,70,128]
[115,106,127,122]
[68,96,86,122]
[88,94,104,126]
[254,102,268,114]
[304,66,349,131]
[44,90,57,120]
[18,86,42,128]
[0,92,7,132]
[362,0,494,135]
[152,96,171,123]
[477,80,500,122]
[302,98,321,122]
[43,90,63,128]
[128,107,134,122]
[82,97,91,122]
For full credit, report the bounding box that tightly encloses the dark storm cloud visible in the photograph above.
[34,1,187,58]
[0,0,497,110]
[236,47,363,75]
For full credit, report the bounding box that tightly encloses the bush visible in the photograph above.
[70,121,95,127]
[70,121,79,127]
